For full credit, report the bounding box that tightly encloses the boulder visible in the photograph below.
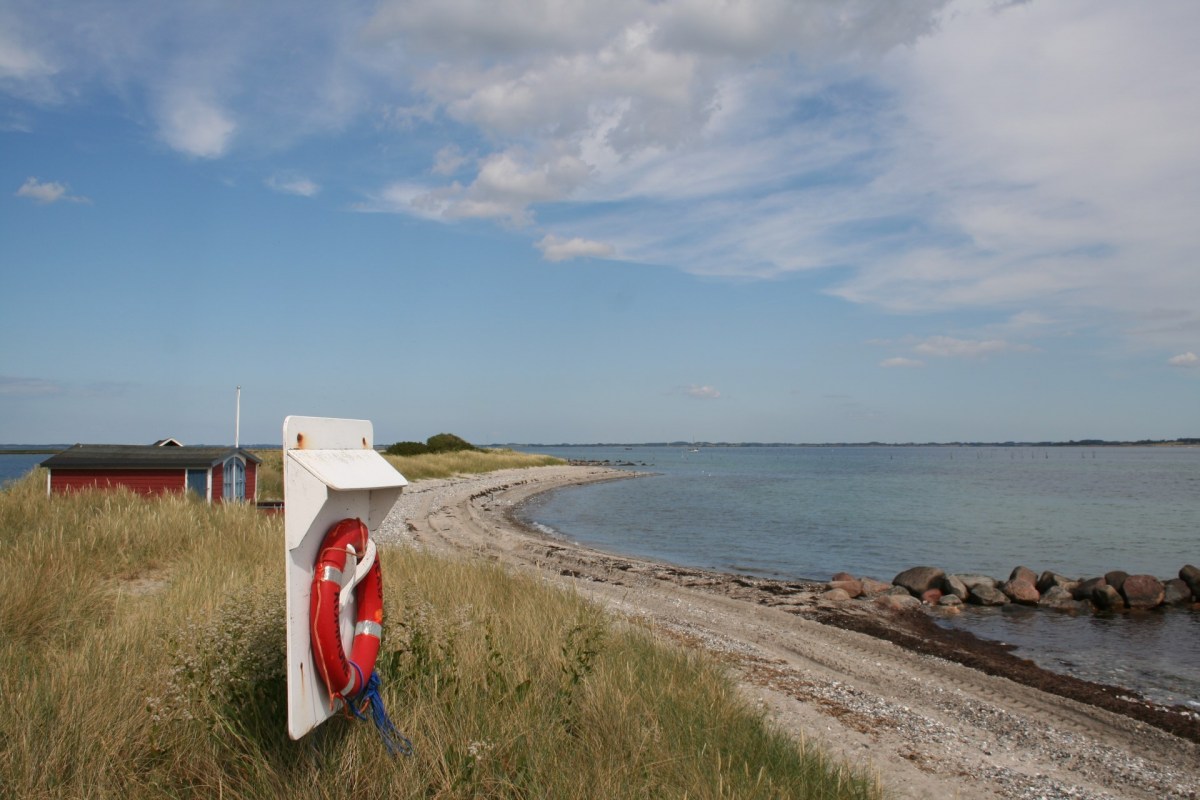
[874,593,922,612]
[1120,574,1164,609]
[1091,584,1125,611]
[1001,578,1040,606]
[956,574,999,591]
[1009,565,1038,586]
[942,574,969,601]
[921,588,944,605]
[831,571,857,583]
[1038,585,1079,611]
[1163,579,1193,606]
[1036,571,1076,594]
[893,566,946,597]
[860,578,892,596]
[1072,577,1106,601]
[1181,564,1200,599]
[938,594,963,607]
[828,579,863,598]
[967,583,1009,606]
[821,588,852,603]
[1104,570,1129,594]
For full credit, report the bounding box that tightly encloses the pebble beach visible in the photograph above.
[376,465,1200,800]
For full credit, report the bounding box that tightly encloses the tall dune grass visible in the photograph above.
[0,469,880,798]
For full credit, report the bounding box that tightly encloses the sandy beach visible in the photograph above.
[376,465,1200,800]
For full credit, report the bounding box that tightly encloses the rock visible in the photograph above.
[1180,564,1200,599]
[1072,576,1106,600]
[967,583,1009,606]
[921,588,944,605]
[1038,585,1078,611]
[874,593,922,612]
[893,566,946,597]
[821,588,852,602]
[860,578,892,596]
[828,579,863,598]
[1009,565,1038,585]
[1092,584,1125,611]
[1001,578,1040,606]
[1120,574,1164,609]
[1104,570,1129,593]
[886,585,911,596]
[1163,578,1192,606]
[830,571,857,583]
[942,574,969,601]
[1036,571,1076,594]
[938,594,963,607]
[956,574,999,591]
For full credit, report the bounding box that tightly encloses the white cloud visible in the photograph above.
[913,336,1032,359]
[14,177,89,204]
[880,357,924,369]
[0,31,55,82]
[432,145,469,176]
[157,92,235,158]
[5,0,1198,353]
[686,384,721,399]
[536,234,615,262]
[1168,352,1198,368]
[266,173,320,197]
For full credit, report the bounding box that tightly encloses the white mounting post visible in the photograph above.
[283,415,407,740]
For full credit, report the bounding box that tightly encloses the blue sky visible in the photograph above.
[2,0,1197,445]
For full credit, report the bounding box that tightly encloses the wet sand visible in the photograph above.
[376,465,1200,800]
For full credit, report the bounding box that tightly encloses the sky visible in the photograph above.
[1,0,1197,446]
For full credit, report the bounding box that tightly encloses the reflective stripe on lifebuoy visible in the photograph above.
[309,517,384,704]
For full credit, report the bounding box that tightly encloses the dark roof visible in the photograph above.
[41,444,262,470]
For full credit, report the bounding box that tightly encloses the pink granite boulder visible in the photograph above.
[1120,574,1164,609]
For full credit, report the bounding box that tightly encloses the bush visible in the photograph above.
[386,441,431,456]
[426,433,477,453]
[386,433,478,457]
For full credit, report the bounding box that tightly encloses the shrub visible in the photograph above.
[386,433,478,456]
[425,433,477,453]
[386,441,431,456]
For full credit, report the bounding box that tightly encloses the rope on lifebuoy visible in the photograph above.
[309,517,412,756]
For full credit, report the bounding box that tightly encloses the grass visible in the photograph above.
[252,448,565,500]
[0,469,881,799]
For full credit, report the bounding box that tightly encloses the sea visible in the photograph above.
[0,453,49,487]
[511,444,1200,710]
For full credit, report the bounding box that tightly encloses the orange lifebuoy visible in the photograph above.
[309,517,384,704]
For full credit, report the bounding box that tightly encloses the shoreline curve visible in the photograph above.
[376,464,1200,800]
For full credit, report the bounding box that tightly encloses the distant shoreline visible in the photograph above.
[4,438,1198,455]
[503,438,1200,448]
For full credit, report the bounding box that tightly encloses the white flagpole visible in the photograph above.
[235,386,241,448]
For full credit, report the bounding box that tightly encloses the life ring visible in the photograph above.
[309,517,384,704]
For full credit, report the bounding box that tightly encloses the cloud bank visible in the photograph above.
[4,0,1197,356]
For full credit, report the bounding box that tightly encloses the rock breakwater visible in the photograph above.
[834,563,1200,614]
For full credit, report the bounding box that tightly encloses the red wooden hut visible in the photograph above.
[41,443,261,503]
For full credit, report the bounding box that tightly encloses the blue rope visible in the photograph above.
[348,663,414,758]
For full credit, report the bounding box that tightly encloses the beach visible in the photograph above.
[376,465,1200,800]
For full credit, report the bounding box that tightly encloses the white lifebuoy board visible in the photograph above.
[283,416,407,740]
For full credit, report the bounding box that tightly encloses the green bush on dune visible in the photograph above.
[386,433,478,457]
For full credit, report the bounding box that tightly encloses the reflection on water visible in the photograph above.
[936,604,1200,709]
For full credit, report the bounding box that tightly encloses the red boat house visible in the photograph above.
[41,442,261,503]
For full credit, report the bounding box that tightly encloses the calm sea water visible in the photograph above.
[0,453,47,487]
[515,445,1200,708]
